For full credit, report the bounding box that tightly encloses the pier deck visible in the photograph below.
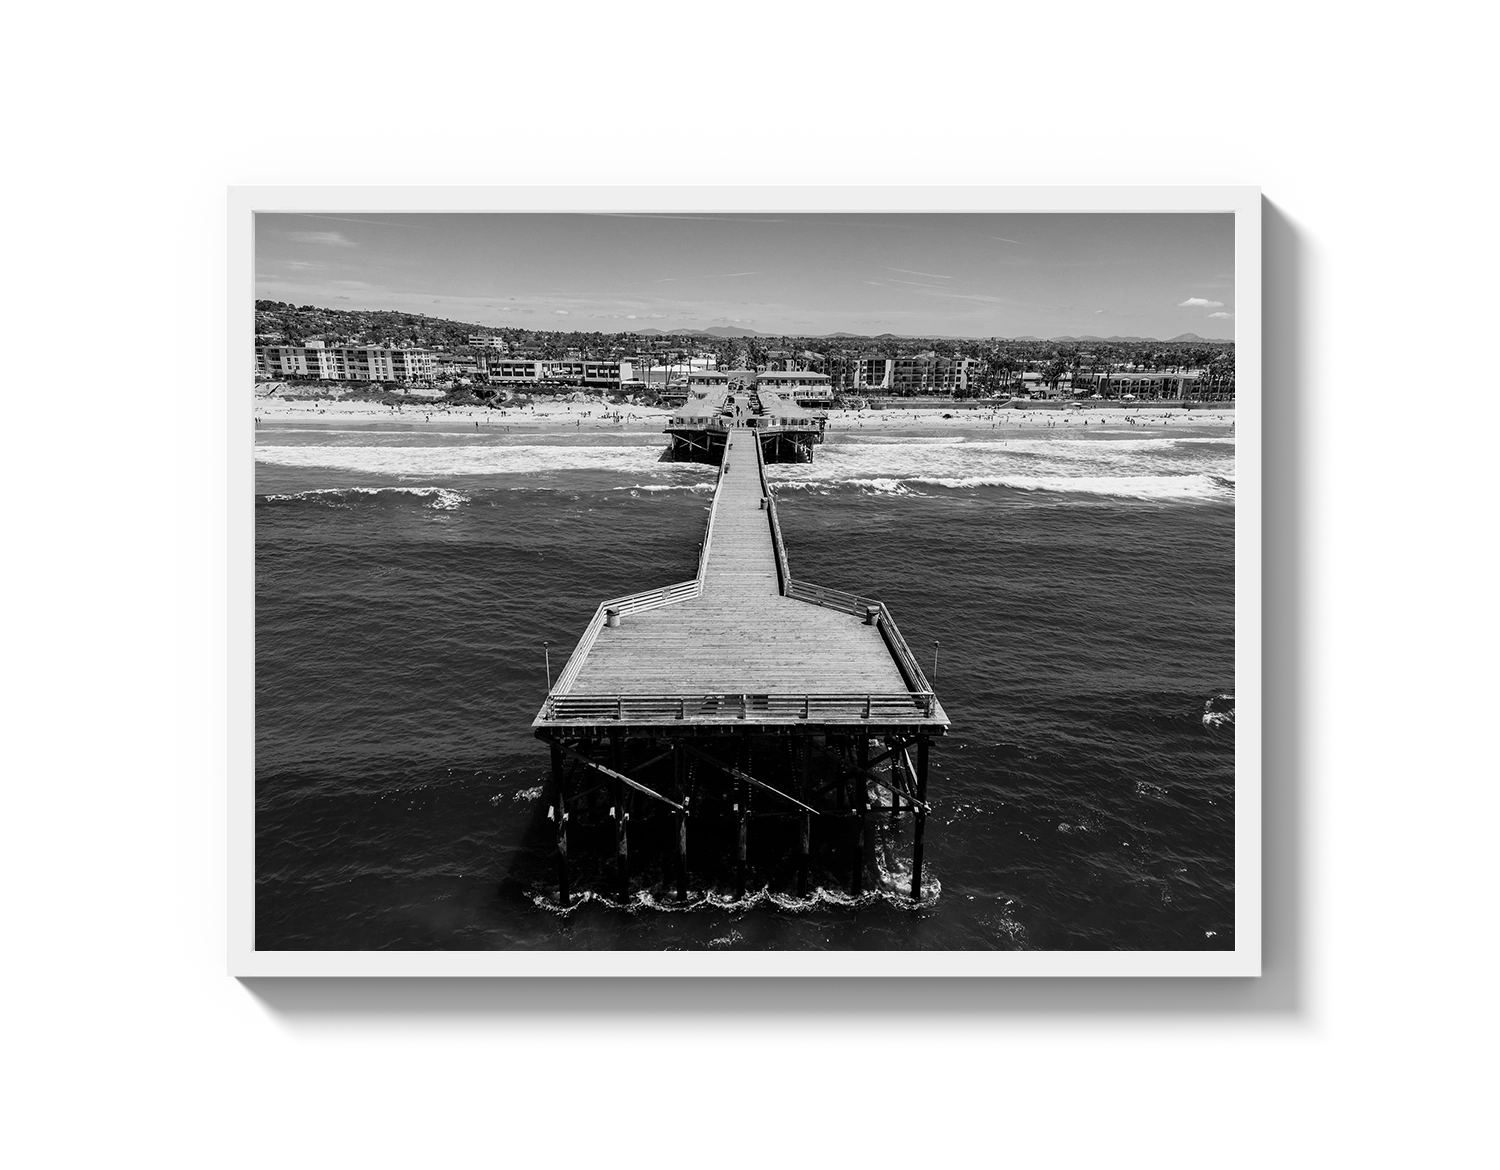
[535,428,947,734]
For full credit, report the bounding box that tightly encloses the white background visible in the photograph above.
[4,2,1494,1167]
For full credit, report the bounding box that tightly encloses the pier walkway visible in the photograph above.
[535,428,947,734]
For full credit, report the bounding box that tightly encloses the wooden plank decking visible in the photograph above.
[536,427,947,732]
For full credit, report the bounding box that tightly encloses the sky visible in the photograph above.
[255,212,1234,340]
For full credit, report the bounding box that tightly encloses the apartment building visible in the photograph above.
[755,370,834,403]
[486,359,636,387]
[831,356,975,394]
[255,344,438,383]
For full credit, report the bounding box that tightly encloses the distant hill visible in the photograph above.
[1049,333,1229,344]
[635,325,767,338]
[253,301,1233,352]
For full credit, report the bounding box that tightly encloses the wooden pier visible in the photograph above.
[533,374,948,906]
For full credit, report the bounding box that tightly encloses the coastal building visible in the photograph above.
[755,370,834,404]
[662,370,730,407]
[831,356,975,395]
[486,359,636,388]
[636,355,718,387]
[435,354,486,380]
[255,345,438,383]
[1070,371,1234,401]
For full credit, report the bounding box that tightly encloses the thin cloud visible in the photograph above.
[1178,297,1224,308]
[1207,311,1234,319]
[1094,309,1106,314]
[881,265,951,280]
[911,288,1015,307]
[288,213,436,231]
[554,310,570,315]
[652,271,758,283]
[286,230,356,248]
[603,214,785,223]
[987,236,1022,244]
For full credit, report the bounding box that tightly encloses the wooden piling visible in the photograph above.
[735,779,748,899]
[615,802,630,902]
[550,742,570,907]
[797,738,811,897]
[674,743,689,901]
[890,739,904,826]
[852,737,868,895]
[911,736,929,902]
[611,735,629,900]
[834,739,846,810]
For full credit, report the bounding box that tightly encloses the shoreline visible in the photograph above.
[254,397,1236,434]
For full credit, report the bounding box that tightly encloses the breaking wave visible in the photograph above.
[1202,692,1236,728]
[776,473,1232,501]
[259,486,471,509]
[256,425,1234,504]
[255,443,681,477]
[527,875,941,917]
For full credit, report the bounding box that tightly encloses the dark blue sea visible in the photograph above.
[255,410,1235,950]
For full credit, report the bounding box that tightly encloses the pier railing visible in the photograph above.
[753,435,935,700]
[699,461,725,575]
[783,581,936,698]
[543,690,936,722]
[754,435,793,595]
[549,579,704,697]
[551,462,726,699]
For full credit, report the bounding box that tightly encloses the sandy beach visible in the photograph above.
[253,396,1235,433]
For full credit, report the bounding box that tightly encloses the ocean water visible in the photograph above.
[255,414,1235,950]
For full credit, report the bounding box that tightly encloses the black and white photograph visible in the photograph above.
[238,192,1259,971]
[14,3,1498,1165]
